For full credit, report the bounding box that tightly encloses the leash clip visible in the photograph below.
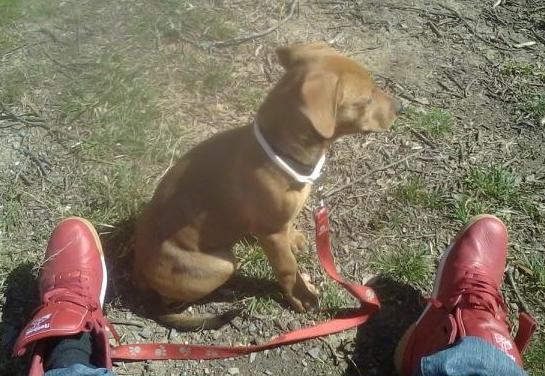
[317,185,325,209]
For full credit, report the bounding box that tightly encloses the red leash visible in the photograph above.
[110,204,380,361]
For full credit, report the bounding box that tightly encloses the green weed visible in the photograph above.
[0,65,28,104]
[501,63,545,80]
[179,55,233,94]
[467,166,521,203]
[237,87,265,112]
[234,241,275,281]
[450,195,491,223]
[369,247,431,286]
[524,336,545,374]
[61,54,158,158]
[396,178,444,209]
[242,295,281,316]
[0,0,20,26]
[320,280,352,310]
[183,7,236,41]
[80,163,147,225]
[408,108,454,137]
[523,95,545,122]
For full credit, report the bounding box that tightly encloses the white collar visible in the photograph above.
[253,120,325,185]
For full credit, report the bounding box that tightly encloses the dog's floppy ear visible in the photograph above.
[276,42,335,69]
[299,71,341,139]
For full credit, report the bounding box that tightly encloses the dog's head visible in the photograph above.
[266,42,401,140]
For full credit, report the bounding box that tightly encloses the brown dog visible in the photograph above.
[133,42,401,329]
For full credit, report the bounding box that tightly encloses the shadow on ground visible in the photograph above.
[0,262,39,375]
[101,214,287,321]
[344,275,426,376]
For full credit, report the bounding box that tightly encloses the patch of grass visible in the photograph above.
[369,247,431,287]
[0,64,28,103]
[523,95,545,122]
[242,294,281,316]
[524,335,545,375]
[234,241,275,281]
[236,87,265,112]
[501,63,545,81]
[22,0,61,20]
[81,163,148,225]
[179,55,233,94]
[518,201,545,225]
[517,252,545,293]
[0,0,21,26]
[0,0,62,26]
[368,209,406,232]
[0,31,18,50]
[61,54,158,158]
[466,166,521,203]
[450,195,491,223]
[134,2,236,43]
[407,107,454,137]
[320,280,352,310]
[0,188,23,235]
[396,178,444,209]
[182,7,236,41]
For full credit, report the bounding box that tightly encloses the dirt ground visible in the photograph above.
[1,0,544,375]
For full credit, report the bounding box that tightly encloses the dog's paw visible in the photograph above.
[288,272,320,312]
[290,230,308,254]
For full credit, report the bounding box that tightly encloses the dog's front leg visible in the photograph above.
[259,231,319,312]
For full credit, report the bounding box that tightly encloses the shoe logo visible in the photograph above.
[493,333,516,362]
[25,313,52,336]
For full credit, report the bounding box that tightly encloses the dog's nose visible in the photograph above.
[394,99,404,115]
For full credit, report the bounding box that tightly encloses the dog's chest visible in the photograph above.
[250,183,311,232]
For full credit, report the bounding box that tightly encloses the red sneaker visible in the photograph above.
[12,217,117,375]
[395,215,536,376]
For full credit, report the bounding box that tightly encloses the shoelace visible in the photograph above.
[430,271,507,319]
[44,281,120,342]
[425,271,509,350]
[41,273,121,341]
[452,271,507,317]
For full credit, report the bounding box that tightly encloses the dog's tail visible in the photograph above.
[156,308,242,331]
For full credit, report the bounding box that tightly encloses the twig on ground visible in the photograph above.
[36,28,67,45]
[532,29,545,45]
[1,43,30,59]
[23,148,49,178]
[437,4,513,51]
[444,71,465,93]
[324,150,424,198]
[110,319,146,328]
[427,21,443,38]
[182,0,299,49]
[465,78,478,97]
[382,5,470,20]
[346,357,363,376]
[0,102,49,130]
[409,128,437,148]
[319,337,342,365]
[506,266,531,313]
